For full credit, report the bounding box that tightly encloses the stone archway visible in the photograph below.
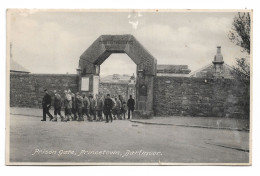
[77,35,157,118]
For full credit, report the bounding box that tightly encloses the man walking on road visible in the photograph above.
[76,92,84,121]
[71,93,77,121]
[63,90,73,122]
[82,93,91,121]
[103,94,114,123]
[89,94,97,121]
[41,89,53,121]
[115,97,122,120]
[52,90,63,122]
[127,95,135,119]
[96,94,104,121]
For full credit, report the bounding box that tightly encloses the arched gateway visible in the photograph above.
[77,35,157,118]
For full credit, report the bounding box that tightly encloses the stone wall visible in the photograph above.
[10,73,78,108]
[10,73,249,118]
[99,82,135,102]
[10,73,135,108]
[153,76,249,118]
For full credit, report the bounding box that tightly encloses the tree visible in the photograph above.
[231,57,250,85]
[229,12,251,54]
[229,12,251,84]
[228,12,251,119]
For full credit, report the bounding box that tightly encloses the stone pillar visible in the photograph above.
[133,65,154,119]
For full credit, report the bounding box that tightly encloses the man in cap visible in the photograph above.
[75,92,84,121]
[127,95,135,119]
[52,90,63,122]
[82,93,91,121]
[89,94,97,121]
[115,97,122,120]
[121,101,127,120]
[96,94,104,121]
[103,94,114,123]
[111,95,117,120]
[71,93,77,121]
[67,89,73,120]
[41,89,53,121]
[63,90,72,122]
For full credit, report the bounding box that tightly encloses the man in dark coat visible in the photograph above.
[89,94,97,121]
[115,97,122,120]
[127,95,135,119]
[103,94,114,123]
[41,89,53,121]
[96,94,104,121]
[71,93,77,121]
[52,90,63,122]
[121,101,127,120]
[63,90,72,122]
[82,93,91,121]
[76,92,84,121]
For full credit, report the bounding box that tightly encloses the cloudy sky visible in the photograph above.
[9,10,249,76]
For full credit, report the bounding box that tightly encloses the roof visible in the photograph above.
[10,58,30,73]
[188,63,212,77]
[189,63,234,79]
[157,64,191,74]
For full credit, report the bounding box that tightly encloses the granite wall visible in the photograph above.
[10,73,249,118]
[153,76,249,118]
[10,73,135,108]
[10,73,78,108]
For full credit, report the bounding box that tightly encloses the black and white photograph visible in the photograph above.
[6,9,252,165]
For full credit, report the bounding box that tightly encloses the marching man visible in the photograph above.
[41,89,53,121]
[63,90,72,122]
[52,90,63,122]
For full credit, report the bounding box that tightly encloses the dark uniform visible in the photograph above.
[53,93,63,121]
[121,102,127,119]
[42,91,53,121]
[103,96,114,123]
[89,96,97,121]
[83,96,91,120]
[115,98,122,120]
[76,94,84,121]
[96,96,104,121]
[71,94,77,121]
[127,96,135,119]
[64,92,72,121]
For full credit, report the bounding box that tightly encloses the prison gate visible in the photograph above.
[9,35,249,119]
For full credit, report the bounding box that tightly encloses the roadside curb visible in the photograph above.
[130,120,249,132]
[10,113,249,132]
[10,113,42,118]
[205,142,249,152]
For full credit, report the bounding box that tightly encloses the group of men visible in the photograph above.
[41,89,135,123]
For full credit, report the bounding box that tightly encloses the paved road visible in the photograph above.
[8,114,249,164]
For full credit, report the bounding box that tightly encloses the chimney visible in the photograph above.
[213,46,224,78]
[213,46,224,64]
[217,46,221,54]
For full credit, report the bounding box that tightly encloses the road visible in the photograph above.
[8,114,249,164]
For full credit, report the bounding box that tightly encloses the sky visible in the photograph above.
[8,10,249,76]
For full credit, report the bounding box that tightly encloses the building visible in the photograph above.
[100,73,136,83]
[156,64,191,77]
[10,58,30,74]
[189,46,234,79]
